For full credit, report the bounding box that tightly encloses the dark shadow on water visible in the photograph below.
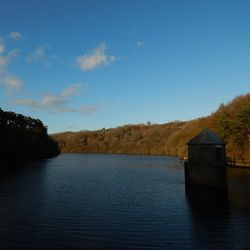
[185,185,235,248]
[185,184,250,249]
[185,185,229,215]
[185,169,250,216]
[0,159,51,180]
[227,168,250,213]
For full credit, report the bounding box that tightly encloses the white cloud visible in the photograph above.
[13,83,95,115]
[13,99,39,108]
[27,45,53,66]
[0,46,4,54]
[0,48,19,72]
[40,94,68,108]
[76,43,116,71]
[136,41,146,48]
[62,83,83,97]
[0,43,22,94]
[0,39,5,53]
[9,32,23,41]
[14,94,69,112]
[0,74,22,94]
[7,48,19,57]
[0,56,7,71]
[78,105,97,115]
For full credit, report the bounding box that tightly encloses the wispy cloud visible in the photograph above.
[62,83,83,97]
[0,39,5,53]
[0,48,19,72]
[13,83,96,115]
[0,38,22,94]
[9,32,23,41]
[0,74,22,94]
[136,41,146,48]
[27,44,55,66]
[76,43,116,71]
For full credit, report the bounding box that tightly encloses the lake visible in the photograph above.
[0,153,250,249]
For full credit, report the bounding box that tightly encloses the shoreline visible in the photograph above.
[58,151,181,158]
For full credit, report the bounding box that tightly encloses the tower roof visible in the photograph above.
[187,128,225,145]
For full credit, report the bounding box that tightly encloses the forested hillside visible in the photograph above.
[0,109,60,160]
[53,94,250,159]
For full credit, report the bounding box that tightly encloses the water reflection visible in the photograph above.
[185,186,229,214]
[185,186,232,248]
[0,159,51,248]
[0,154,250,249]
[227,167,250,211]
[185,185,250,249]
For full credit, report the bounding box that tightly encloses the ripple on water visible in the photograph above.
[0,153,249,249]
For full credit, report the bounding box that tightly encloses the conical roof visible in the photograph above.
[187,128,225,145]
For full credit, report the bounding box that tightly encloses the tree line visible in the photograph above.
[52,93,250,159]
[215,94,250,159]
[0,108,60,161]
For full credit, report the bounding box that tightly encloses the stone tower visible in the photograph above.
[184,129,227,188]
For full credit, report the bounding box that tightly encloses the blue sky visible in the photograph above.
[0,0,249,133]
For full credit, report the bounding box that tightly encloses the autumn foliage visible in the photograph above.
[53,93,250,159]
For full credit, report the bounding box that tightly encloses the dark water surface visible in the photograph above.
[0,153,250,249]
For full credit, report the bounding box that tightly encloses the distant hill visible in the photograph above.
[52,93,250,159]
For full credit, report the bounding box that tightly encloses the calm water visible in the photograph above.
[0,153,250,249]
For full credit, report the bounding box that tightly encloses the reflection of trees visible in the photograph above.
[0,108,60,161]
